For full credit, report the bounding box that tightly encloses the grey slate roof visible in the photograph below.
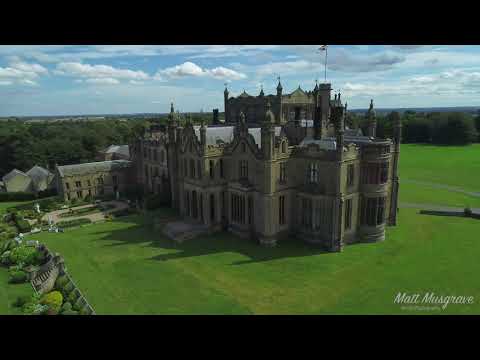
[57,160,132,178]
[26,165,52,183]
[193,126,282,148]
[102,144,130,158]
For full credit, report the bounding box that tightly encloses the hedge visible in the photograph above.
[56,218,92,228]
[15,218,31,233]
[9,246,40,266]
[8,196,63,212]
[9,270,27,284]
[0,192,37,202]
[40,291,64,314]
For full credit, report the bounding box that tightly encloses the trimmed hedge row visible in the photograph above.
[56,218,92,228]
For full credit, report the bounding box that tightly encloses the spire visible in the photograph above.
[224,83,228,95]
[259,84,264,96]
[369,99,374,110]
[314,79,319,91]
[170,102,174,114]
[277,76,283,92]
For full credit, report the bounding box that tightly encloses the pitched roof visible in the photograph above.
[26,165,52,182]
[2,169,29,182]
[102,144,130,157]
[57,160,132,178]
[193,126,282,148]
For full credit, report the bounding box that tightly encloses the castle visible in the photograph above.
[126,79,401,251]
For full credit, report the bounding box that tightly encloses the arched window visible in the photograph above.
[281,142,286,153]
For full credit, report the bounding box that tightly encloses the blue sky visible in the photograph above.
[0,45,479,116]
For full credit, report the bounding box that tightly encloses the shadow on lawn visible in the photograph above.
[90,212,331,265]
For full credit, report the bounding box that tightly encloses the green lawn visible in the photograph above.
[399,143,480,191]
[29,207,480,315]
[0,268,33,315]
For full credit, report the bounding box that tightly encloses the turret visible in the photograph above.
[224,84,229,123]
[261,101,275,160]
[366,99,377,138]
[200,120,207,151]
[313,80,321,139]
[167,102,177,144]
[276,77,283,123]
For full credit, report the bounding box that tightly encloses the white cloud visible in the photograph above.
[0,58,48,86]
[85,78,120,85]
[156,61,246,81]
[55,62,149,82]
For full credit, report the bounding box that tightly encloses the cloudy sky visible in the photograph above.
[0,45,478,116]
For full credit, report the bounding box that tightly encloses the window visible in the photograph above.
[209,160,214,179]
[361,196,386,226]
[282,142,286,153]
[308,163,319,183]
[144,165,149,179]
[219,159,224,178]
[279,195,286,225]
[87,180,91,187]
[239,160,248,179]
[380,163,389,183]
[197,160,202,179]
[301,198,313,229]
[210,194,215,222]
[88,189,92,197]
[362,162,389,185]
[279,163,286,183]
[231,193,245,224]
[76,191,82,198]
[345,198,352,230]
[190,159,195,178]
[66,193,71,200]
[347,164,354,187]
[248,197,253,225]
[65,182,70,190]
[185,191,190,216]
[75,181,82,188]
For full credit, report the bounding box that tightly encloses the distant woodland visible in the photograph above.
[0,111,478,177]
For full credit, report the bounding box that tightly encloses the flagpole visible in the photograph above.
[324,46,328,83]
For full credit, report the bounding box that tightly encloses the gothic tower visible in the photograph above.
[224,85,229,123]
[366,99,377,138]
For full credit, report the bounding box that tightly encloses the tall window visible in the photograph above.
[65,182,70,190]
[87,180,91,187]
[279,195,286,225]
[231,193,245,224]
[281,142,286,153]
[197,160,202,179]
[361,196,386,226]
[75,181,82,188]
[76,191,82,198]
[144,165,149,179]
[239,160,248,179]
[279,162,286,183]
[210,194,215,222]
[209,160,214,179]
[362,162,389,185]
[345,198,352,230]
[248,197,253,225]
[190,159,195,178]
[308,163,319,183]
[301,198,313,229]
[185,191,190,216]
[219,159,224,178]
[347,164,354,187]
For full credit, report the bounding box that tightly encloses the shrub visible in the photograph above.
[40,291,63,314]
[60,309,78,315]
[1,251,12,266]
[68,289,79,303]
[13,295,31,308]
[8,270,27,284]
[9,246,39,266]
[56,218,92,228]
[55,274,69,289]
[60,301,72,313]
[15,218,31,233]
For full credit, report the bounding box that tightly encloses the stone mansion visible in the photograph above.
[125,80,401,251]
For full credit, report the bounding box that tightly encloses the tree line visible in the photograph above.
[348,111,479,145]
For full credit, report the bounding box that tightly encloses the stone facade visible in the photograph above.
[131,80,401,251]
[55,160,133,201]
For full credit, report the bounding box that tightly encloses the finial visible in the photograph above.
[334,94,337,100]
[170,102,174,113]
[338,92,341,101]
